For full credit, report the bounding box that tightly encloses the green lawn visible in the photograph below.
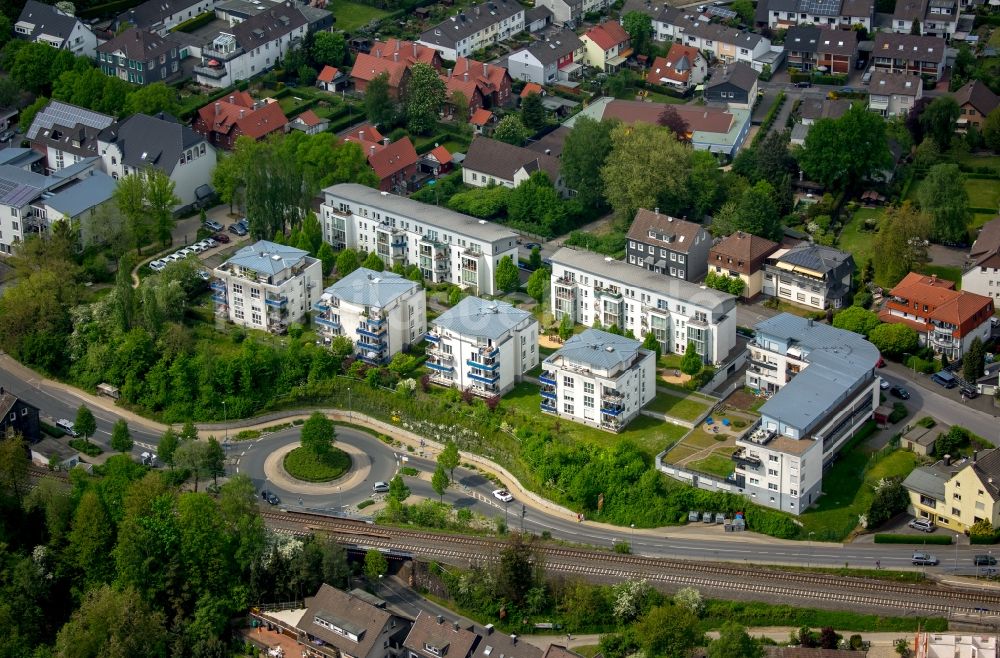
[965,178,1000,211]
[972,212,996,230]
[916,264,962,287]
[838,208,881,267]
[644,390,712,422]
[334,1,390,30]
[798,440,918,541]
[500,381,687,458]
[687,451,736,478]
[991,28,1000,48]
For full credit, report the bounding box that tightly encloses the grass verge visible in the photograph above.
[334,1,389,30]
[283,446,351,482]
[699,600,946,633]
[645,390,713,422]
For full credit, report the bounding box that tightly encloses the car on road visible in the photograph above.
[974,554,997,566]
[908,518,934,532]
[912,552,939,566]
[795,81,812,88]
[373,481,390,494]
[213,232,231,244]
[229,223,248,236]
[261,490,280,505]
[148,259,166,272]
[203,219,223,232]
[879,378,890,390]
[493,488,514,503]
[961,386,979,399]
[56,419,79,437]
[524,242,541,251]
[890,385,910,400]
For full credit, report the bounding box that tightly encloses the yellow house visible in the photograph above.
[581,21,631,72]
[903,450,1000,533]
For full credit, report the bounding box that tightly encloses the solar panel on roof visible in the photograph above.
[706,5,737,18]
[798,0,841,15]
[27,102,114,140]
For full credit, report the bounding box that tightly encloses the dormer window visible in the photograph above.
[424,644,444,656]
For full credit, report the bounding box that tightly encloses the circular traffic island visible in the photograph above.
[282,446,352,483]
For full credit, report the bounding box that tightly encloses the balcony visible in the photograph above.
[601,404,623,416]
[314,315,341,330]
[539,372,557,386]
[212,293,227,304]
[541,399,557,413]
[426,359,454,372]
[265,293,287,308]
[540,386,557,400]
[357,325,387,339]
[467,358,498,371]
[194,64,227,79]
[210,280,225,292]
[468,370,499,384]
[362,313,385,326]
[425,332,441,344]
[596,287,622,300]
[731,448,762,468]
[358,353,386,365]
[601,388,623,401]
[555,288,576,300]
[601,418,622,431]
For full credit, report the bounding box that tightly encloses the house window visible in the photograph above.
[563,376,574,387]
[232,284,243,295]
[768,483,778,491]
[251,312,262,325]
[584,395,594,408]
[563,402,574,414]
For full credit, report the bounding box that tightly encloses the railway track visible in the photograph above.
[261,510,1000,616]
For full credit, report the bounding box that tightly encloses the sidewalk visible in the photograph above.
[523,628,910,650]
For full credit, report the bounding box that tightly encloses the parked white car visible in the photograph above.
[189,243,207,254]
[148,260,166,272]
[175,248,193,258]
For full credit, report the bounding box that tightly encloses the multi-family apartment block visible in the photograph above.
[116,0,215,35]
[890,0,958,40]
[27,101,116,174]
[624,209,711,283]
[753,0,874,31]
[536,0,613,26]
[868,70,923,117]
[963,217,1000,301]
[737,314,880,513]
[762,242,854,310]
[426,296,539,397]
[871,32,947,80]
[540,328,655,432]
[212,240,322,334]
[904,451,1000,534]
[418,0,526,60]
[312,267,426,365]
[549,246,737,364]
[318,184,518,296]
[96,28,185,86]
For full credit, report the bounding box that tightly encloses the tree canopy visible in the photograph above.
[601,122,689,220]
[495,255,520,293]
[405,63,446,134]
[832,307,881,337]
[918,163,970,245]
[561,117,617,213]
[493,115,531,146]
[798,104,892,191]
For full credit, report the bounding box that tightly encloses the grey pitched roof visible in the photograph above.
[404,611,479,658]
[684,21,765,50]
[706,62,758,92]
[43,172,117,217]
[16,0,81,45]
[230,3,308,51]
[471,631,542,658]
[98,27,181,60]
[512,29,583,66]
[27,101,115,141]
[873,32,946,64]
[870,70,922,97]
[323,183,518,244]
[434,296,534,341]
[118,0,200,29]
[755,313,879,434]
[420,0,524,50]
[546,328,645,371]
[785,25,820,54]
[226,240,310,275]
[463,136,561,185]
[326,267,420,308]
[298,584,399,658]
[525,5,553,23]
[551,246,736,316]
[105,112,203,175]
[902,464,951,500]
[798,98,852,121]
[773,242,853,275]
[0,159,96,207]
[972,449,1000,499]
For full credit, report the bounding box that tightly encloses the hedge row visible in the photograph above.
[970,206,999,214]
[971,534,1000,544]
[752,90,786,147]
[40,421,66,438]
[874,533,952,544]
[964,171,1000,180]
[171,11,215,33]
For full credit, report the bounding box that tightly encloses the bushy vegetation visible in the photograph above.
[283,445,351,482]
[874,533,952,544]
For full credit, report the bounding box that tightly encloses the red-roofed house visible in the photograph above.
[193,91,288,150]
[879,272,994,360]
[469,108,495,134]
[582,21,631,72]
[422,144,453,176]
[317,65,347,92]
[648,44,707,90]
[344,124,419,193]
[521,82,544,98]
[370,39,442,68]
[442,57,513,116]
[350,52,411,97]
[288,110,328,135]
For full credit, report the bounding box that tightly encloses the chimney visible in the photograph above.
[545,149,551,155]
[464,71,469,81]
[483,62,488,75]
[974,451,978,463]
[239,109,245,119]
[437,615,444,624]
[370,145,376,155]
[229,95,234,104]
[413,42,417,56]
[215,102,222,115]
[383,137,390,146]
[453,622,460,631]
[359,130,365,141]
[484,624,494,635]
[944,454,952,466]
[394,51,399,61]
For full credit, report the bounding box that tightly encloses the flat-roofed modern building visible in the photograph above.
[426,296,539,397]
[540,328,655,432]
[549,247,737,365]
[319,184,519,296]
[313,267,426,364]
[212,240,322,333]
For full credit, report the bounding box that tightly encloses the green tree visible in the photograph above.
[729,0,755,24]
[919,96,959,151]
[75,404,97,443]
[561,116,616,213]
[317,242,336,275]
[362,251,385,272]
[312,31,346,67]
[180,420,199,442]
[506,171,567,237]
[680,340,702,376]
[365,72,395,128]
[708,623,764,658]
[493,114,530,146]
[832,306,880,337]
[495,255,519,293]
[964,336,986,383]
[642,330,661,359]
[867,478,909,527]
[526,267,549,303]
[123,82,180,116]
[918,163,970,244]
[204,437,226,487]
[431,463,449,501]
[622,11,654,57]
[711,180,782,240]
[364,548,388,586]
[110,419,133,453]
[67,489,115,587]
[868,323,919,357]
[558,312,574,341]
[637,605,700,658]
[175,440,209,492]
[54,585,169,658]
[158,428,179,469]
[336,248,361,275]
[450,90,470,125]
[521,93,546,131]
[984,107,1000,153]
[496,534,539,605]
[0,435,29,504]
[438,439,460,483]
[388,474,410,503]
[19,95,49,133]
[299,65,318,86]
[601,122,689,220]
[872,202,932,286]
[405,63,446,134]
[301,411,335,457]
[798,104,892,191]
[529,246,542,270]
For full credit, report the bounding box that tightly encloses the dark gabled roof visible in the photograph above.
[97,27,181,61]
[816,28,858,57]
[404,612,479,658]
[873,32,946,64]
[299,584,400,658]
[627,208,706,254]
[230,3,308,51]
[0,391,38,420]
[420,0,524,50]
[971,449,1000,499]
[969,217,1000,269]
[118,0,199,29]
[16,0,81,45]
[798,98,852,121]
[893,0,928,21]
[785,25,820,54]
[463,136,560,183]
[512,29,583,66]
[706,62,758,92]
[471,632,542,658]
[710,231,779,271]
[104,112,204,175]
[870,69,922,96]
[953,80,1000,117]
[773,242,853,274]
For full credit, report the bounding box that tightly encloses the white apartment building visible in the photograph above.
[963,217,1000,301]
[536,0,612,26]
[319,183,519,297]
[312,267,426,365]
[736,314,880,514]
[762,242,855,310]
[418,0,525,60]
[212,240,322,333]
[915,633,996,658]
[540,328,655,432]
[426,296,539,397]
[549,247,737,365]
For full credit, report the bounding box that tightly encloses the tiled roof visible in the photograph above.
[873,32,946,63]
[97,27,180,60]
[298,584,398,658]
[709,231,779,274]
[883,272,994,333]
[584,21,629,51]
[521,82,544,98]
[816,28,858,56]
[370,39,440,66]
[445,57,509,104]
[471,631,542,658]
[326,267,420,308]
[870,70,922,97]
[601,99,734,134]
[705,62,757,93]
[318,65,340,82]
[368,137,418,180]
[230,3,308,51]
[198,92,288,139]
[771,242,852,275]
[104,112,203,175]
[295,110,323,127]
[785,25,820,54]
[469,108,493,125]
[463,136,560,183]
[953,80,1000,117]
[547,328,645,371]
[16,0,80,44]
[627,208,706,254]
[649,43,701,84]
[404,612,479,658]
[117,0,199,29]
[351,52,409,87]
[427,144,453,165]
[510,29,582,67]
[434,296,534,340]
[893,0,927,21]
[972,449,1000,499]
[419,0,524,50]
[798,98,852,121]
[969,217,1000,268]
[343,123,385,145]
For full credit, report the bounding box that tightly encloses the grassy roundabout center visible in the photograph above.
[283,446,352,483]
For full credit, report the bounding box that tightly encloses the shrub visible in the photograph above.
[68,439,102,457]
[873,534,952,544]
[40,421,66,438]
[400,466,419,476]
[888,402,908,424]
[357,499,375,509]
[283,446,351,482]
[916,417,936,428]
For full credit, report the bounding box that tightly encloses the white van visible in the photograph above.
[56,419,79,437]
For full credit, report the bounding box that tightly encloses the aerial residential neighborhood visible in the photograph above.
[2,0,1000,652]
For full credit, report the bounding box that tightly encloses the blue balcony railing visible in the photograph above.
[210,281,225,292]
[601,407,623,417]
[212,293,227,304]
[314,315,341,329]
[467,359,499,371]
[265,294,287,308]
[540,389,557,400]
[468,371,499,384]
[312,301,330,312]
[539,373,557,386]
[541,401,557,413]
[427,361,454,372]
[357,326,386,339]
[425,333,440,344]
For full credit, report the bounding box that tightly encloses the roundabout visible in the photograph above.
[261,438,372,495]
[282,445,351,482]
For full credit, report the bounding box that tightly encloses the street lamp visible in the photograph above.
[808,531,815,567]
[222,400,228,443]
[955,534,960,572]
[347,387,352,420]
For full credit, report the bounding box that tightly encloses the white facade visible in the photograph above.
[549,247,737,365]
[14,2,98,58]
[651,16,774,70]
[313,268,425,365]
[194,23,308,87]
[427,296,539,397]
[916,633,997,658]
[98,133,216,208]
[536,0,611,25]
[319,184,519,297]
[213,241,323,333]
[962,263,1000,301]
[418,5,526,60]
[541,328,655,432]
